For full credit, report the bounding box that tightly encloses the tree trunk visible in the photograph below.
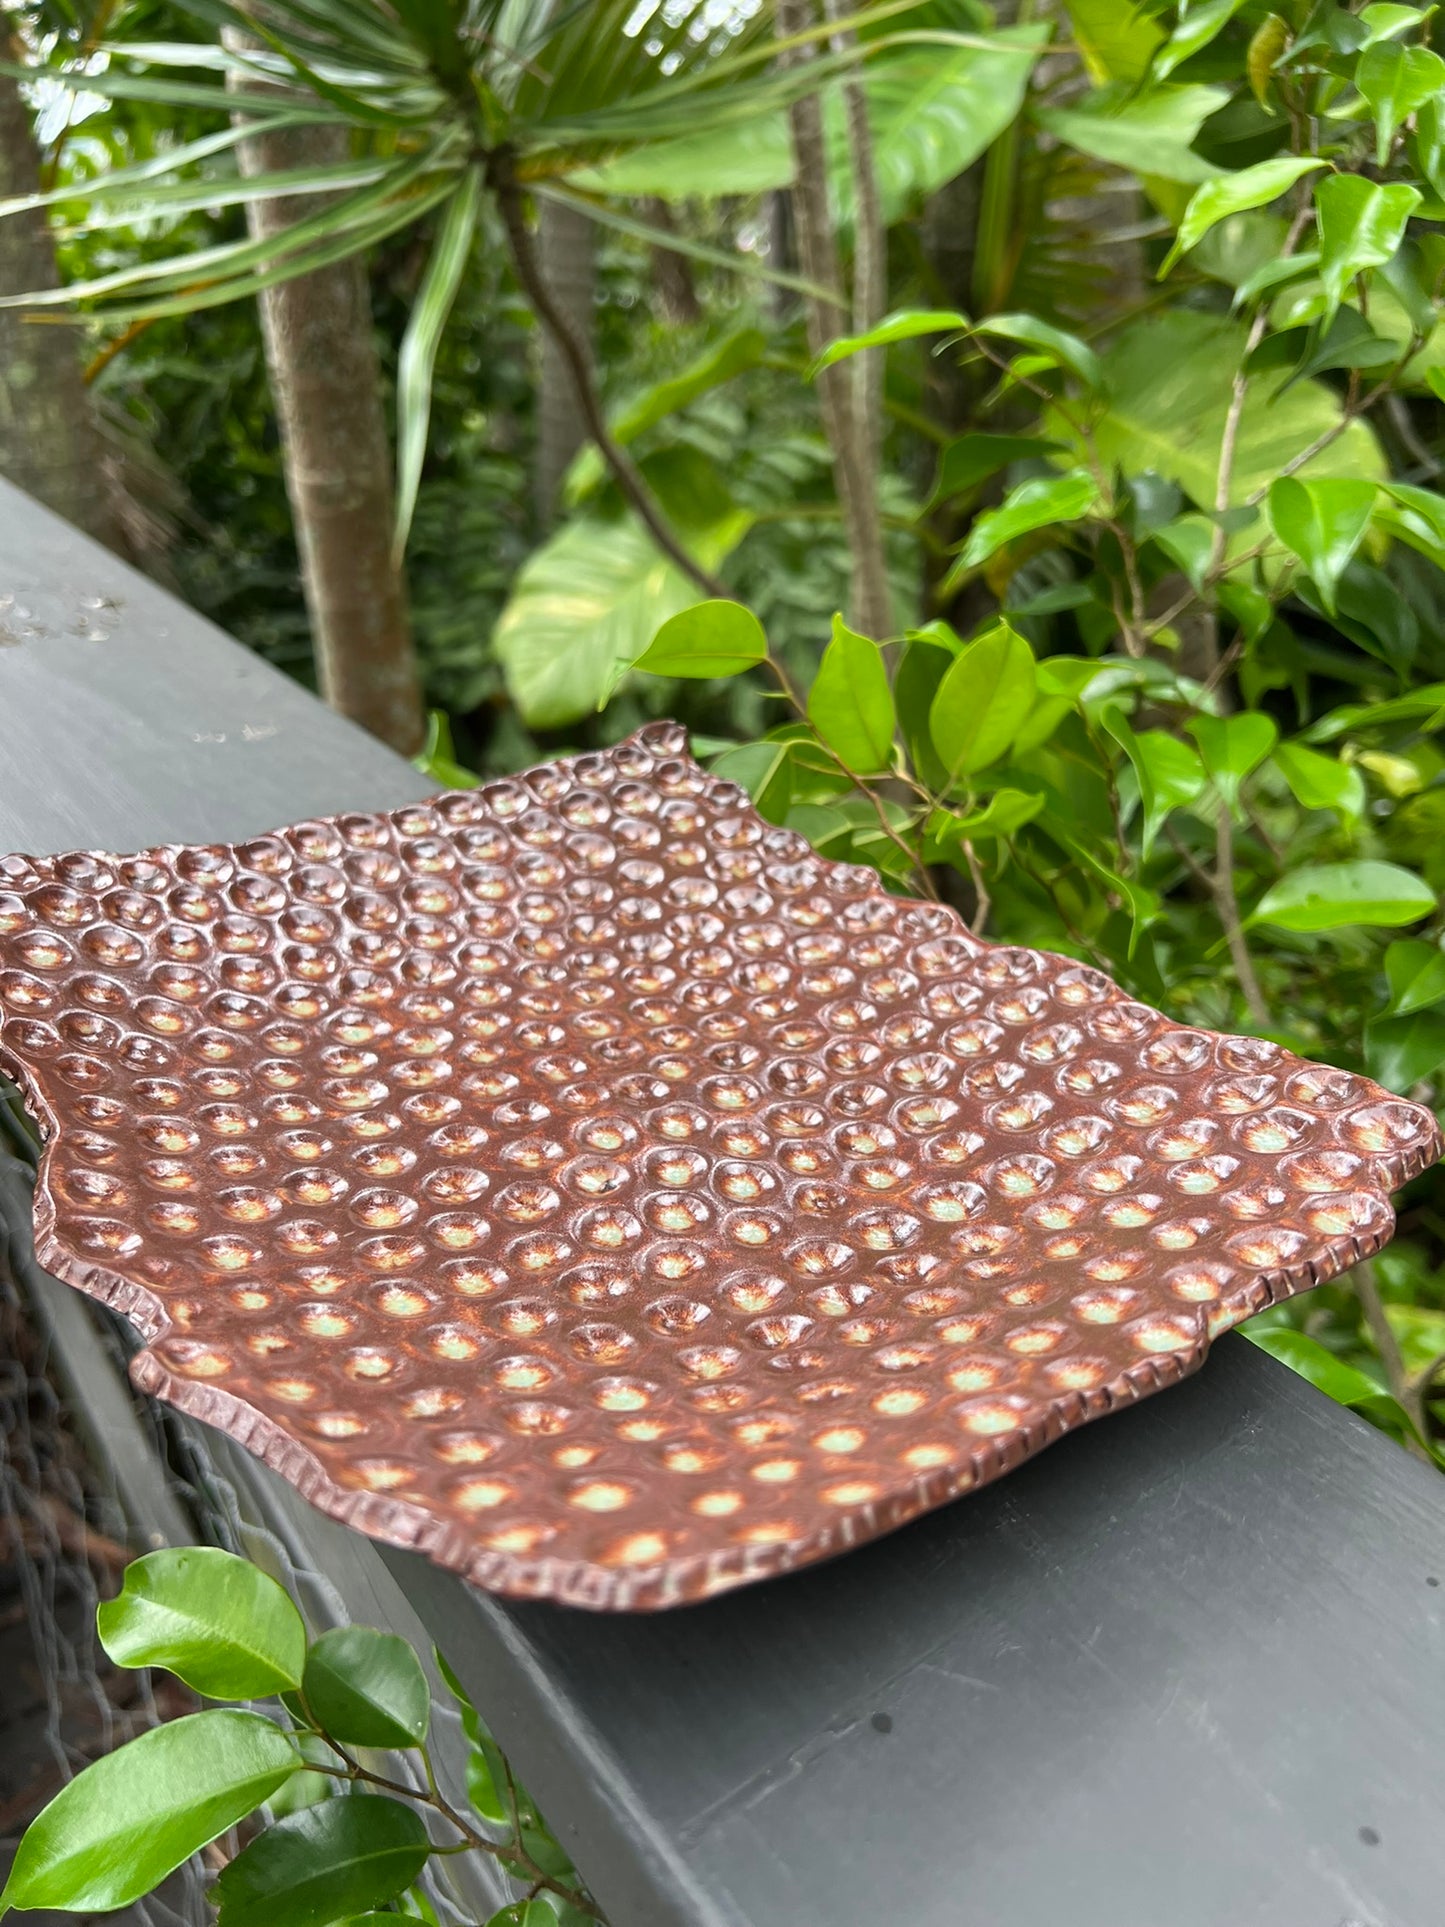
[0,67,118,546]
[644,198,702,326]
[231,106,424,753]
[534,196,595,528]
[775,0,891,640]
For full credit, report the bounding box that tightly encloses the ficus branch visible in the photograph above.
[306,1731,607,1921]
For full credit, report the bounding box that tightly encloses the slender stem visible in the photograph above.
[1352,1257,1433,1460]
[1210,806,1270,1027]
[761,655,937,897]
[306,1737,605,1921]
[492,156,726,601]
[961,838,990,933]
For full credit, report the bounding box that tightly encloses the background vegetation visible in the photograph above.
[4,0,1445,1460]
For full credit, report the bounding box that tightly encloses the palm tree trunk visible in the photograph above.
[230,104,424,753]
[534,196,595,528]
[0,67,118,546]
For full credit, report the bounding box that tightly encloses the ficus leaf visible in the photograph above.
[927,433,1063,509]
[1357,38,1445,165]
[808,307,965,375]
[1247,13,1291,107]
[0,1712,299,1914]
[1154,0,1249,80]
[214,1795,430,1927]
[96,1547,306,1700]
[929,620,1037,782]
[1160,157,1326,275]
[1384,937,1445,1015]
[947,468,1100,584]
[807,616,896,776]
[1266,476,1377,614]
[1314,173,1421,327]
[1272,740,1366,818]
[635,600,768,679]
[1103,707,1208,857]
[301,1626,431,1750]
[925,788,1045,852]
[971,313,1103,390]
[1366,1007,1445,1091]
[1188,712,1279,814]
[1251,860,1436,930]
[1243,1326,1418,1439]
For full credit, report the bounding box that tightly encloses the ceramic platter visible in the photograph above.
[0,723,1437,1609]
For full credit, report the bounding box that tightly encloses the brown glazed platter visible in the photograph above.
[0,721,1438,1610]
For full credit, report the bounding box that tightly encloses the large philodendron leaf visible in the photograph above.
[493,502,751,730]
[575,26,1046,220]
[1036,82,1228,185]
[1051,311,1386,511]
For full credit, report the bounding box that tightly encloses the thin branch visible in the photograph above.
[492,156,726,600]
[1352,1257,1433,1461]
[1210,806,1270,1027]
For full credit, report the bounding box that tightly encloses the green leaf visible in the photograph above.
[1037,82,1227,183]
[1315,173,1421,328]
[1365,1007,1445,1090]
[394,165,481,553]
[894,636,955,790]
[1251,860,1437,931]
[972,312,1102,389]
[1103,709,1207,857]
[709,741,793,823]
[926,788,1044,850]
[1243,1325,1415,1436]
[930,620,1037,781]
[1357,39,1445,165]
[807,617,896,775]
[1385,937,1445,1014]
[1155,0,1249,79]
[927,433,1063,509]
[1376,480,1445,567]
[809,307,965,375]
[841,26,1047,224]
[214,1796,430,1927]
[1056,311,1385,511]
[1266,476,1377,615]
[578,28,1044,223]
[96,1548,306,1701]
[1160,156,1326,275]
[302,1627,430,1750]
[1272,741,1366,818]
[494,504,750,728]
[0,1712,298,1913]
[948,468,1099,581]
[1247,14,1291,108]
[1062,0,1163,83]
[433,1650,509,1828]
[1189,712,1279,814]
[635,600,768,679]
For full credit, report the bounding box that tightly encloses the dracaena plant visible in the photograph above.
[0,0,982,572]
[0,1546,602,1926]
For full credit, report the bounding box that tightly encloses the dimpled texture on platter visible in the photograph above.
[0,722,1439,1609]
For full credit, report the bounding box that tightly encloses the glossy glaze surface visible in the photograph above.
[0,721,1437,1607]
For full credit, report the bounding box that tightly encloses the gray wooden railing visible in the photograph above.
[1,478,1442,1927]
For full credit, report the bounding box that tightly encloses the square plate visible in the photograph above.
[0,722,1437,1608]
